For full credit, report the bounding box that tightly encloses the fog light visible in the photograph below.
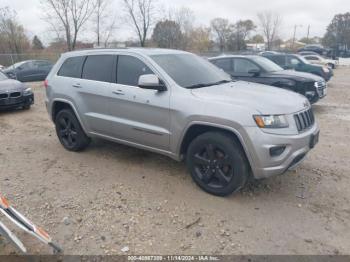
[270,146,286,157]
[305,91,316,99]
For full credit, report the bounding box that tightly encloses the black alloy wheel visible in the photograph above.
[55,109,90,151]
[186,132,249,196]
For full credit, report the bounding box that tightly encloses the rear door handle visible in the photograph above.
[72,84,82,88]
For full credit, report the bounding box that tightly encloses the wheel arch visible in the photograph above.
[179,123,253,171]
[51,99,88,133]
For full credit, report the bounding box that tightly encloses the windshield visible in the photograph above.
[251,56,283,72]
[151,53,231,89]
[0,71,8,80]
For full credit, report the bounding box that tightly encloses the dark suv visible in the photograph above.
[262,53,333,81]
[209,55,327,104]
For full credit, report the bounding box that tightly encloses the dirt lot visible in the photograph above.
[1,68,350,255]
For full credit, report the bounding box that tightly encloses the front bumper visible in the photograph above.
[242,123,320,179]
[0,93,34,110]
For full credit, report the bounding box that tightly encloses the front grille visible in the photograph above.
[0,93,8,99]
[294,108,315,132]
[10,92,21,98]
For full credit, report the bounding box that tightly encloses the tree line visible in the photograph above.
[0,0,349,55]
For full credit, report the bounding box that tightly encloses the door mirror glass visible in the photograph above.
[138,74,166,91]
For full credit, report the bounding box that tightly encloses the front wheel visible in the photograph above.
[186,132,249,196]
[55,109,91,151]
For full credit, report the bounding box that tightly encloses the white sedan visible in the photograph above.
[303,55,338,69]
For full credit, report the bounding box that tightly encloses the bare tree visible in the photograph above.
[0,7,30,54]
[257,11,282,50]
[122,0,157,47]
[93,0,118,47]
[41,0,96,51]
[210,18,230,52]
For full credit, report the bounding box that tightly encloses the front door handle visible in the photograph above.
[112,90,125,96]
[72,84,82,88]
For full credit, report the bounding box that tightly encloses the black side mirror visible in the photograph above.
[248,69,261,76]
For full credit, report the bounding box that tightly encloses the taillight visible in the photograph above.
[44,80,48,88]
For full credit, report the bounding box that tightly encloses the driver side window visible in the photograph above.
[117,55,153,87]
[233,59,259,73]
[287,57,301,66]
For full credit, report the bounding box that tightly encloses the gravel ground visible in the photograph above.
[0,68,350,255]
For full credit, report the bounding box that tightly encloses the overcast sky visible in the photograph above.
[1,0,347,44]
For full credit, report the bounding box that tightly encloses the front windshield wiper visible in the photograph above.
[185,80,232,89]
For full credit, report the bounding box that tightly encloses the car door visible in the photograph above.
[56,55,115,136]
[108,54,171,151]
[36,61,53,80]
[231,58,262,82]
[16,62,35,81]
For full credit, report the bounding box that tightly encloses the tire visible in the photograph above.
[186,132,249,196]
[55,109,91,151]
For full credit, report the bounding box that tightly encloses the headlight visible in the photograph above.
[254,115,289,129]
[23,87,32,95]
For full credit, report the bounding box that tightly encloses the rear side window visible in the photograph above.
[58,56,85,78]
[82,55,115,83]
[117,55,153,86]
[213,59,232,71]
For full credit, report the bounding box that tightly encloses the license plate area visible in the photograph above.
[310,131,320,149]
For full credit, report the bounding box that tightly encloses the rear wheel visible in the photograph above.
[55,109,91,151]
[186,132,249,196]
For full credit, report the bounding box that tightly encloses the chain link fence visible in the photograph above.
[0,53,60,68]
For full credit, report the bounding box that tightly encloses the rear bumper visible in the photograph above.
[0,93,34,110]
[243,123,320,179]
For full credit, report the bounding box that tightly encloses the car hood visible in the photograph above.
[0,79,26,92]
[268,70,323,82]
[191,81,309,115]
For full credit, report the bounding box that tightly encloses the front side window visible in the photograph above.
[233,59,259,73]
[151,53,230,88]
[251,56,283,72]
[82,55,115,83]
[58,56,86,78]
[213,59,232,71]
[117,55,153,86]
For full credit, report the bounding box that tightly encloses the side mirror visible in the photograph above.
[138,74,166,91]
[248,69,261,76]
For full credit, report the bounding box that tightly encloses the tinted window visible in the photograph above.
[117,55,153,86]
[251,56,283,72]
[270,55,286,66]
[287,56,302,66]
[233,59,259,73]
[58,56,86,78]
[35,61,52,68]
[82,55,115,83]
[213,59,232,71]
[151,54,230,88]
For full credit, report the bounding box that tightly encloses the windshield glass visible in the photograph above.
[251,56,283,72]
[151,53,231,88]
[0,71,8,80]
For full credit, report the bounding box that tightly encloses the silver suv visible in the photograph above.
[45,48,320,196]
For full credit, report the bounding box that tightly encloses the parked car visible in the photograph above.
[298,44,330,56]
[262,53,333,81]
[302,54,338,69]
[45,48,320,196]
[3,60,53,82]
[209,55,327,104]
[298,51,320,56]
[0,71,34,110]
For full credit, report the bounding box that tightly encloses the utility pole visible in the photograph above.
[306,25,310,43]
[292,24,303,50]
